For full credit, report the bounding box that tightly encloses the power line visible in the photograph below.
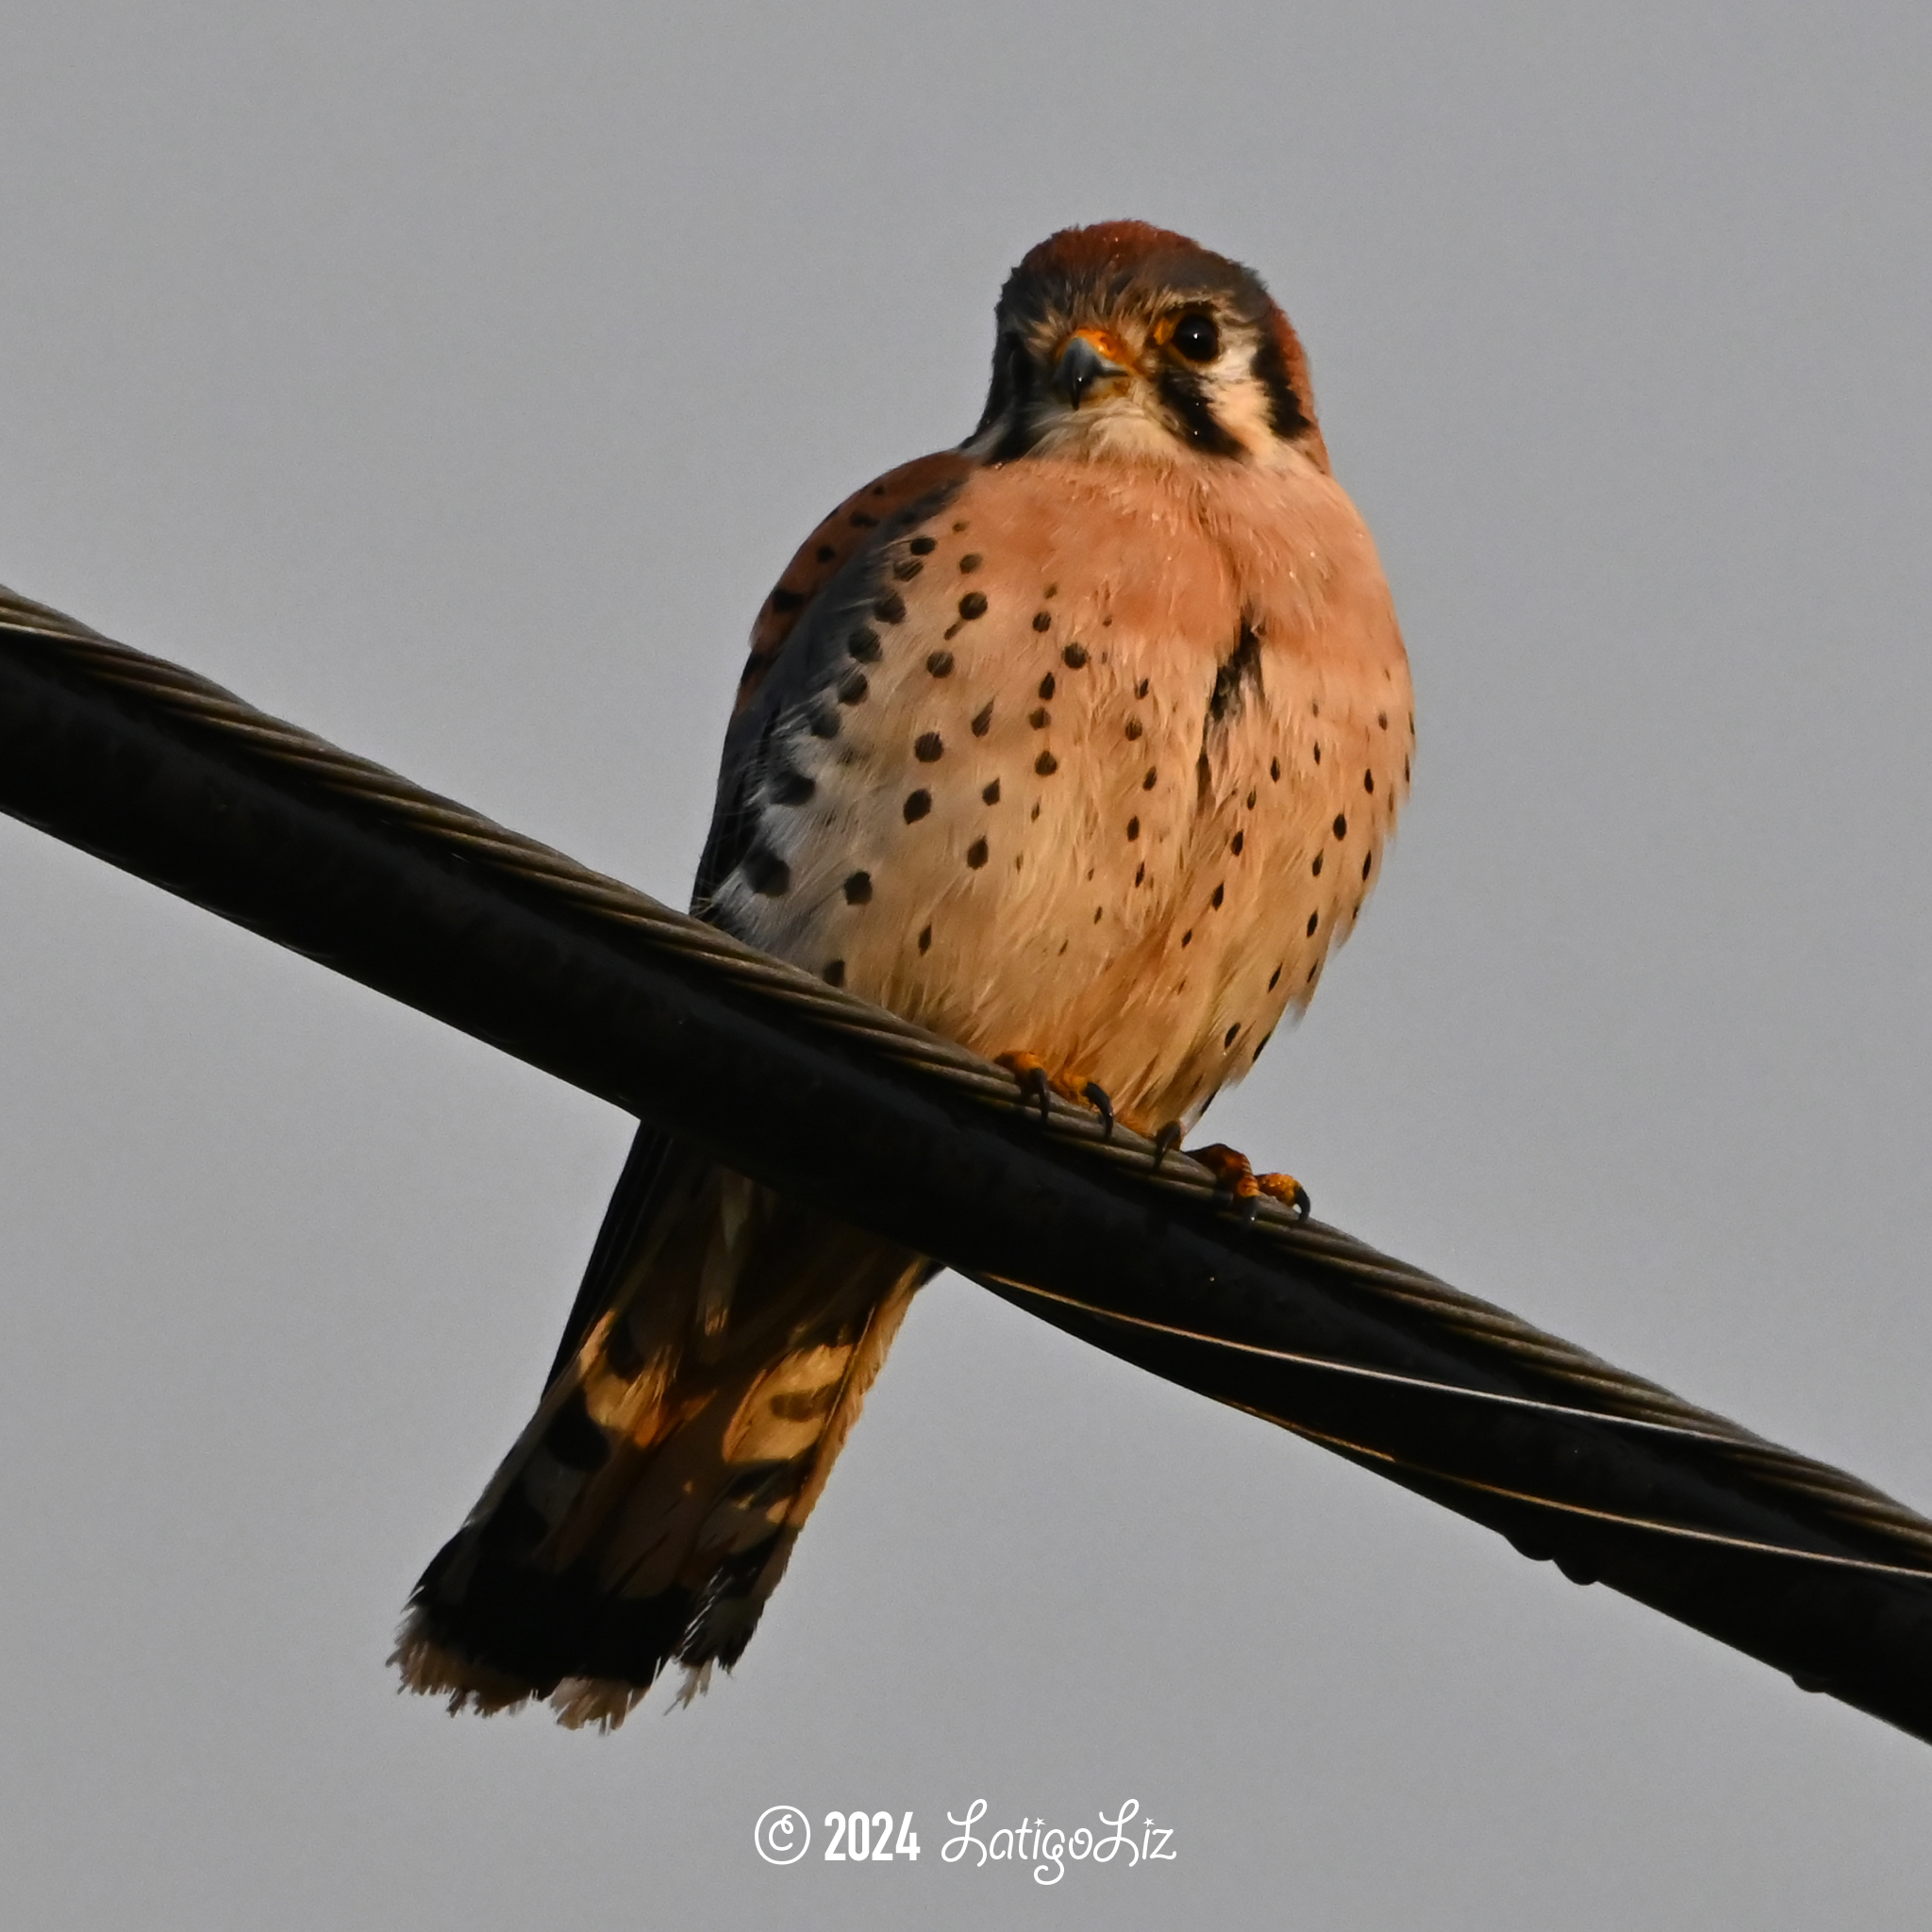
[4,582,1930,1740]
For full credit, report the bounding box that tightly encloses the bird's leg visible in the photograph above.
[995,1052,1115,1138]
[1189,1143,1312,1224]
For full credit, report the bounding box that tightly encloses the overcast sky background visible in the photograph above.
[3,4,1931,1926]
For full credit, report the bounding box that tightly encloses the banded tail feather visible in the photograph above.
[393,1124,929,1729]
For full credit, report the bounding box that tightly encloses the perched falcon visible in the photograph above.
[393,221,1413,1727]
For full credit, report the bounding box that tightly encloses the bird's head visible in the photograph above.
[965,221,1328,472]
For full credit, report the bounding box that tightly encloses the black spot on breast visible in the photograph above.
[823,959,846,987]
[1245,790,1256,809]
[1182,929,1193,947]
[1033,611,1052,632]
[1208,623,1263,724]
[1210,883,1224,908]
[1362,852,1373,879]
[1143,767,1158,790]
[741,847,791,896]
[1125,718,1143,740]
[1230,830,1243,855]
[838,670,869,705]
[926,650,954,677]
[1224,1024,1240,1049]
[982,778,1001,805]
[1312,743,1321,764]
[904,791,932,822]
[874,591,907,623]
[1029,707,1050,728]
[918,924,932,952]
[971,701,993,737]
[909,535,937,556]
[915,732,944,762]
[1405,758,1411,782]
[1062,641,1089,669]
[770,587,805,613]
[1268,964,1281,990]
[1364,770,1375,794]
[1377,710,1389,729]
[808,703,840,741]
[958,592,988,620]
[843,871,873,904]
[959,553,982,573]
[1311,852,1323,875]
[893,558,924,581]
[850,510,878,528]
[1333,813,1348,839]
[1093,907,1103,923]
[1126,816,1140,841]
[768,765,814,806]
[1038,672,1056,700]
[966,838,989,869]
[1035,750,1058,775]
[1270,757,1281,781]
[1136,678,1150,698]
[1307,910,1319,936]
[848,625,881,662]
[814,543,838,564]
[1134,861,1145,886]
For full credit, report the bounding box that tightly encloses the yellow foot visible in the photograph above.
[995,1051,1116,1137]
[1185,1141,1312,1223]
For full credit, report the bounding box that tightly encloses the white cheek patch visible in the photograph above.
[1207,372,1284,460]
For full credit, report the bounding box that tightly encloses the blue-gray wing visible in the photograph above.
[691,449,973,917]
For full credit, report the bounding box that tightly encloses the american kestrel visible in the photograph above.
[394,222,1412,1726]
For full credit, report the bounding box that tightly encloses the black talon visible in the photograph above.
[1151,1121,1184,1168]
[1289,1182,1312,1223]
[1081,1080,1115,1139]
[1208,1163,1260,1219]
[1015,1063,1051,1124]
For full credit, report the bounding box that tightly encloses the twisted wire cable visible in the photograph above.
[4,582,1931,1736]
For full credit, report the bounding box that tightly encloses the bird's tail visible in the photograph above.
[392,1130,927,1729]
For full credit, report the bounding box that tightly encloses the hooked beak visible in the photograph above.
[1053,328,1132,408]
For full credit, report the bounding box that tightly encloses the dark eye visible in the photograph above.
[1172,312,1220,362]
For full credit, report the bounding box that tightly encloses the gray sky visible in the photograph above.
[3,3,1931,1925]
